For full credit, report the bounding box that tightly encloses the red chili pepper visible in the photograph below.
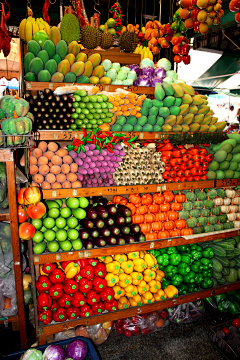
[92,301,105,315]
[79,278,92,293]
[82,128,87,137]
[80,305,93,318]
[66,306,80,320]
[71,291,86,307]
[80,265,94,280]
[63,279,78,294]
[42,0,50,24]
[58,293,72,308]
[86,290,100,306]
[53,307,67,322]
[100,287,114,302]
[104,299,118,312]
[94,263,107,278]
[183,55,191,65]
[36,275,51,293]
[93,277,107,293]
[49,268,65,284]
[38,309,52,325]
[88,258,99,267]
[49,283,63,299]
[42,263,57,274]
[37,293,52,310]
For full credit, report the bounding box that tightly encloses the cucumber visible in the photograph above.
[211,277,218,288]
[212,258,223,272]
[222,267,230,276]
[215,256,230,267]
[213,271,223,280]
[217,241,235,251]
[218,276,227,285]
[210,244,227,257]
[229,259,236,267]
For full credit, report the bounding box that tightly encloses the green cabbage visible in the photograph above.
[20,349,43,360]
[157,58,171,71]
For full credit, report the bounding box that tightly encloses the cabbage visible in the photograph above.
[127,64,140,76]
[116,70,127,81]
[127,70,137,81]
[106,69,117,81]
[133,80,138,86]
[120,66,130,74]
[112,79,123,85]
[157,58,171,71]
[123,79,133,85]
[43,345,65,360]
[20,349,43,360]
[140,58,154,69]
[137,75,151,87]
[66,340,87,360]
[176,79,186,84]
[101,59,112,71]
[154,67,166,79]
[166,70,178,81]
[111,63,121,72]
[151,77,163,86]
[141,66,154,78]
[163,76,173,84]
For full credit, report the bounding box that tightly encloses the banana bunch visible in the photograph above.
[134,45,153,61]
[19,16,50,43]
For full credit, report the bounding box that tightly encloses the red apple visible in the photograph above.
[214,3,221,11]
[124,330,132,337]
[122,323,130,331]
[18,205,28,223]
[23,186,41,205]
[18,187,29,205]
[208,10,217,17]
[19,222,36,240]
[213,16,220,24]
[116,327,124,334]
[27,202,46,219]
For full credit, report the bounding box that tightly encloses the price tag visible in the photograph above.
[139,133,144,139]
[73,133,78,139]
[26,83,31,89]
[104,85,109,91]
[49,83,53,90]
[52,191,57,198]
[162,185,166,191]
[155,133,160,139]
[56,254,61,260]
[150,242,155,249]
[72,189,77,196]
[217,178,240,187]
[78,252,83,258]
[54,133,58,139]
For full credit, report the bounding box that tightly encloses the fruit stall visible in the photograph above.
[2,0,240,357]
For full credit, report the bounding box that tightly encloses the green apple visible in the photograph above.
[59,240,72,251]
[33,242,46,254]
[72,239,83,250]
[56,217,67,229]
[45,200,60,209]
[56,229,67,241]
[40,226,47,232]
[52,226,58,232]
[55,199,63,207]
[67,217,78,228]
[32,231,44,243]
[48,208,60,219]
[44,230,56,241]
[64,225,69,231]
[66,198,80,209]
[47,241,60,253]
[43,217,56,229]
[32,219,43,230]
[68,229,79,240]
[42,213,47,220]
[72,208,86,220]
[60,207,72,218]
[79,197,89,208]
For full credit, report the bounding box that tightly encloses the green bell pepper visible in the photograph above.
[188,283,198,293]
[164,265,178,278]
[161,278,171,289]
[169,253,181,266]
[227,290,237,296]
[194,273,203,284]
[190,249,202,261]
[181,253,192,264]
[202,247,214,259]
[176,245,190,253]
[191,260,202,273]
[229,301,240,315]
[190,244,198,249]
[157,253,169,267]
[178,283,188,295]
[233,292,240,301]
[167,247,178,255]
[178,262,190,275]
[171,274,183,287]
[154,250,161,257]
[218,300,230,313]
[159,248,167,253]
[200,258,212,268]
[195,245,203,252]
[158,265,165,271]
[171,20,180,31]
[183,271,196,283]
[202,269,213,278]
[215,294,227,303]
[200,277,213,289]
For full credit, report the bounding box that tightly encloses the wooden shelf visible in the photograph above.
[32,229,240,265]
[81,49,141,65]
[37,281,240,344]
[0,315,18,324]
[0,208,10,221]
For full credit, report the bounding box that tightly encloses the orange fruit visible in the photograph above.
[180,8,190,19]
[184,18,194,28]
[197,0,208,8]
[197,10,208,22]
[199,22,209,34]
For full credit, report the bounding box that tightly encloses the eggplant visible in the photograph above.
[114,215,125,226]
[116,235,126,245]
[130,224,140,234]
[55,95,61,102]
[67,95,75,103]
[83,239,94,249]
[62,95,68,102]
[78,228,89,240]
[105,236,117,245]
[88,197,95,206]
[105,217,114,227]
[125,235,135,244]
[117,205,132,217]
[90,228,99,238]
[107,204,117,216]
[39,94,45,101]
[125,216,132,225]
[99,227,110,237]
[110,226,120,236]
[44,88,52,96]
[94,237,106,247]
[86,208,97,220]
[96,197,108,206]
[120,226,130,235]
[32,94,38,101]
[94,219,105,229]
[95,204,108,219]
[25,93,31,101]
[135,233,146,242]
[81,219,94,229]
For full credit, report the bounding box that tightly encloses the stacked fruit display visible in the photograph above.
[100,60,138,86]
[150,242,214,293]
[133,45,154,61]
[19,15,50,43]
[207,134,240,180]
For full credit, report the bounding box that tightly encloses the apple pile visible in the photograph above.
[229,0,240,23]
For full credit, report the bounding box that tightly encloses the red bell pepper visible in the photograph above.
[92,301,105,315]
[74,273,82,283]
[104,299,118,311]
[58,293,71,308]
[50,299,58,313]
[93,277,107,293]
[88,258,99,267]
[38,309,52,325]
[71,291,86,307]
[42,263,57,274]
[66,306,80,320]
[75,259,88,268]
[100,287,114,302]
[80,265,94,280]
[94,263,107,278]
[63,279,78,294]
[49,268,65,283]
[79,305,93,318]
[36,275,51,293]
[60,261,72,269]
[79,278,92,293]
[53,307,67,322]
[49,283,63,299]
[86,290,100,306]
[37,292,52,310]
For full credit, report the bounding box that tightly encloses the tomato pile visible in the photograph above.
[171,36,190,65]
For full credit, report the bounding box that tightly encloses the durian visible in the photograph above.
[80,26,102,49]
[119,31,138,53]
[101,32,114,49]
[60,14,80,44]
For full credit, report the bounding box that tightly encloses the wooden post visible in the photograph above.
[6,158,27,349]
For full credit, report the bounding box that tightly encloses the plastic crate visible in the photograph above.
[1,337,100,360]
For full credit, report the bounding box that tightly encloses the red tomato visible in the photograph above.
[165,164,171,171]
[173,45,181,54]
[222,327,230,336]
[174,177,182,182]
[232,318,240,328]
[174,55,182,63]
[193,176,201,181]
[181,176,188,182]
[187,176,193,182]
[171,36,180,45]
[18,205,28,224]
[167,178,174,183]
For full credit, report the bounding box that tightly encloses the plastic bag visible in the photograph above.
[168,300,205,324]
[0,272,17,316]
[53,329,76,342]
[114,310,169,337]
[54,85,99,96]
[15,167,28,184]
[75,321,113,345]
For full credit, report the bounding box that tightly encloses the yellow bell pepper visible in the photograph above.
[113,285,125,300]
[139,250,146,259]
[149,280,161,293]
[98,256,105,262]
[131,272,143,285]
[142,291,155,304]
[114,254,127,263]
[57,262,63,270]
[143,268,156,282]
[133,258,147,272]
[106,261,121,275]
[118,296,130,310]
[164,285,178,298]
[103,256,113,264]
[105,273,119,287]
[129,294,142,307]
[155,269,165,282]
[138,280,149,295]
[154,289,167,301]
[121,260,134,274]
[144,253,157,268]
[65,262,80,279]
[125,284,138,298]
[119,273,132,288]
[128,251,139,260]
[40,266,47,276]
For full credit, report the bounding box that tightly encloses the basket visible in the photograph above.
[209,320,240,359]
[0,132,34,149]
[1,336,101,360]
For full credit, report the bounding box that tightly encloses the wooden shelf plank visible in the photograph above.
[33,229,240,265]
[0,209,10,221]
[0,315,18,324]
[38,281,240,341]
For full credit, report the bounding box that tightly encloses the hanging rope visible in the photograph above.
[153,0,155,20]
[108,0,110,18]
[135,0,136,25]
[144,0,146,25]
[141,0,143,27]
[126,0,129,25]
